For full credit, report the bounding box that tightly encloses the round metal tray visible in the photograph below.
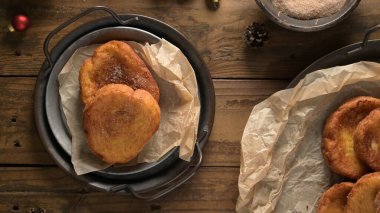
[284,25,380,191]
[45,26,180,180]
[34,6,215,200]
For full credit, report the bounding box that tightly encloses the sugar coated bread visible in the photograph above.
[354,108,380,171]
[322,96,380,179]
[346,172,380,213]
[79,40,159,106]
[317,182,354,213]
[83,84,160,164]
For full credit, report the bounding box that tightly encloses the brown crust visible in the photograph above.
[83,84,160,164]
[354,108,380,171]
[322,96,380,179]
[317,182,354,213]
[346,172,380,213]
[79,40,160,106]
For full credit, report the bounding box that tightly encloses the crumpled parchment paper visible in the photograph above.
[58,39,200,175]
[236,61,380,213]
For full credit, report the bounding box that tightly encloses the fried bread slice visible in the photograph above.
[83,84,160,164]
[346,172,380,213]
[317,182,354,213]
[322,96,380,179]
[354,108,380,171]
[80,40,159,106]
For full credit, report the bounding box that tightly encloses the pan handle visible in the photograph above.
[43,6,138,70]
[348,24,380,55]
[110,130,207,200]
[360,24,380,48]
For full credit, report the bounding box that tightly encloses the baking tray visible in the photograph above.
[34,6,215,200]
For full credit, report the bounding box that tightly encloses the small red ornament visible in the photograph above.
[8,14,30,32]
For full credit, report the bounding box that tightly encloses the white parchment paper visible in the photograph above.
[58,39,200,175]
[236,61,380,213]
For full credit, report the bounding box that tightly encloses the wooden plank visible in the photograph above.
[0,0,379,78]
[0,77,288,166]
[0,193,237,213]
[0,77,53,165]
[0,167,239,213]
[205,79,288,166]
[0,167,81,192]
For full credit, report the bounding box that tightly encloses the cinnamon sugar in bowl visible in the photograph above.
[255,0,360,32]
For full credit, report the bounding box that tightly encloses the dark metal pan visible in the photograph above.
[34,6,215,200]
[284,25,380,191]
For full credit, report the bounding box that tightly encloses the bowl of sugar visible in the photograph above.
[255,0,361,32]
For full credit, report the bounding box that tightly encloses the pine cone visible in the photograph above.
[243,22,269,47]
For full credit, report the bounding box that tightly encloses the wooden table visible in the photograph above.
[0,0,379,212]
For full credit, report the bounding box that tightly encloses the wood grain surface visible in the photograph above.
[1,0,379,212]
[0,167,239,213]
[1,0,379,78]
[0,76,285,211]
[0,77,288,166]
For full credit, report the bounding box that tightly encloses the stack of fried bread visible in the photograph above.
[79,40,160,164]
[317,173,380,213]
[318,96,380,212]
